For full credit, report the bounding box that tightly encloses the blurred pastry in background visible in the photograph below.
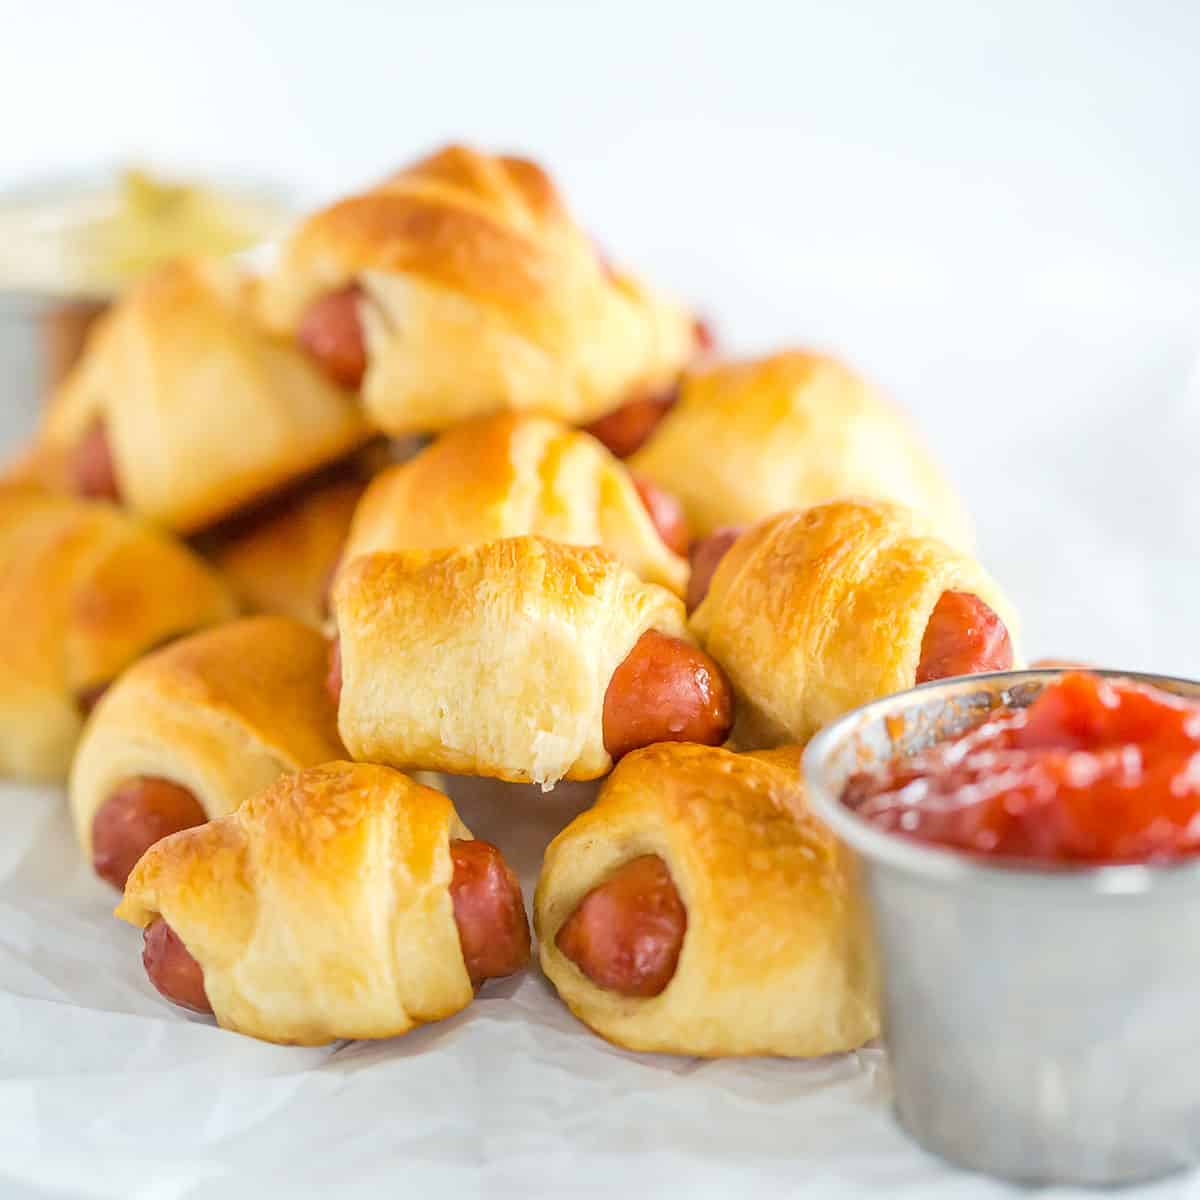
[40,298,109,403]
[0,484,236,781]
[259,143,700,436]
[197,446,394,629]
[0,167,291,405]
[340,414,689,596]
[70,616,345,889]
[19,256,371,533]
[630,350,973,550]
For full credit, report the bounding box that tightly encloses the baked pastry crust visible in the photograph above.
[70,615,345,856]
[342,414,687,594]
[535,742,879,1056]
[201,473,367,629]
[36,257,369,532]
[259,145,695,433]
[116,761,475,1045]
[0,484,236,780]
[333,537,689,785]
[630,351,972,546]
[690,499,1021,747]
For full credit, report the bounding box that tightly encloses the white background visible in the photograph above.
[3,0,1200,670]
[2,3,1200,1197]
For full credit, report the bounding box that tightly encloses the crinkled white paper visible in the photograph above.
[0,767,1196,1200]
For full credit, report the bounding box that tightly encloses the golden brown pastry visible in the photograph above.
[70,616,346,888]
[199,470,368,629]
[535,742,879,1056]
[690,499,1021,748]
[116,761,531,1045]
[330,538,732,786]
[258,144,697,434]
[0,484,236,781]
[30,256,370,533]
[629,350,972,547]
[341,413,688,595]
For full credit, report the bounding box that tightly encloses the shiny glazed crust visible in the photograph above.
[116,762,475,1045]
[258,145,695,432]
[630,351,972,546]
[535,743,880,1056]
[341,414,687,594]
[690,499,1021,747]
[37,257,370,532]
[0,485,236,780]
[70,616,345,855]
[332,537,690,785]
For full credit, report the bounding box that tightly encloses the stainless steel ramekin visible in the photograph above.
[803,669,1200,1187]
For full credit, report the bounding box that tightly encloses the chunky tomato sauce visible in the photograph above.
[843,672,1200,864]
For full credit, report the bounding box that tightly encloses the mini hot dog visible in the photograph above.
[142,918,211,1013]
[326,623,733,765]
[631,477,689,558]
[579,320,713,459]
[70,617,345,886]
[119,763,531,1044]
[259,145,696,438]
[336,414,690,598]
[37,257,369,534]
[582,389,678,459]
[91,777,207,890]
[297,285,367,390]
[70,422,121,502]
[916,590,1014,683]
[601,631,732,761]
[143,837,528,1013]
[535,743,880,1056]
[685,525,745,613]
[446,839,531,987]
[690,500,1021,748]
[326,636,343,706]
[331,538,732,786]
[554,854,686,997]
[691,542,1011,684]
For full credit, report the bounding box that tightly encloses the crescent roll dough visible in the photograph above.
[535,742,879,1056]
[333,538,689,785]
[70,616,345,857]
[116,762,476,1045]
[259,144,696,433]
[0,485,236,781]
[200,473,368,629]
[690,499,1021,748]
[36,256,369,532]
[341,414,687,595]
[630,351,972,547]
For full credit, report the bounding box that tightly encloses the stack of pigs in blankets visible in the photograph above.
[0,144,1018,1050]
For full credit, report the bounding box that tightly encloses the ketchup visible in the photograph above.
[843,672,1200,864]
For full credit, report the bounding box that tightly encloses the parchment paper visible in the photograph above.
[0,765,1194,1200]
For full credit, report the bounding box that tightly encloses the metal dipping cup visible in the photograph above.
[803,670,1200,1187]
